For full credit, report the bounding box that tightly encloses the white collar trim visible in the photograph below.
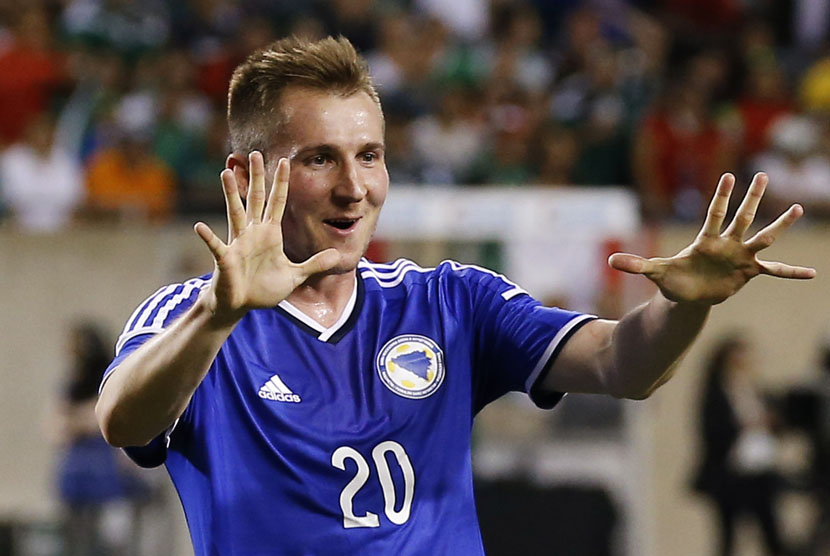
[277,276,358,342]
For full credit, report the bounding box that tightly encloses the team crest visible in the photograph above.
[376,335,445,399]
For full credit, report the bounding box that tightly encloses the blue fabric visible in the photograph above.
[57,436,137,505]
[105,259,591,555]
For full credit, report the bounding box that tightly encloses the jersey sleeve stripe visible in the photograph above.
[150,279,208,329]
[360,261,416,276]
[358,257,409,271]
[446,260,527,300]
[360,264,433,288]
[130,283,183,333]
[121,284,178,338]
[114,328,164,356]
[99,366,117,395]
[114,278,209,355]
[359,260,420,281]
[523,314,598,394]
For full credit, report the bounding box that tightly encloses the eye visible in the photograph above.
[360,151,379,164]
[306,154,331,167]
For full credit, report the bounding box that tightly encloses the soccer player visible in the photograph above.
[95,36,815,555]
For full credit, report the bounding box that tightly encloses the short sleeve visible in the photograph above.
[100,276,211,467]
[443,263,595,412]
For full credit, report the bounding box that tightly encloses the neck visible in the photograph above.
[285,270,357,328]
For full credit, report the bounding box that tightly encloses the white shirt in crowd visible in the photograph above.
[0,144,83,232]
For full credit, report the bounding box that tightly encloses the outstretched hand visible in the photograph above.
[193,152,341,324]
[609,173,815,305]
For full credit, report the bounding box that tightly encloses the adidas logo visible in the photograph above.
[258,374,302,403]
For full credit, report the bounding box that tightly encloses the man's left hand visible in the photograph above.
[609,172,816,305]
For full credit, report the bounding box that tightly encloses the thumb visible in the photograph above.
[194,222,227,260]
[608,252,652,275]
[298,248,342,278]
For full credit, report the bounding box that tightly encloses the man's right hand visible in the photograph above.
[194,152,341,326]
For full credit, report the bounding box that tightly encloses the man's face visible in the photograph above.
[269,87,388,274]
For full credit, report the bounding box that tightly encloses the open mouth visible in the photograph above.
[323,218,359,231]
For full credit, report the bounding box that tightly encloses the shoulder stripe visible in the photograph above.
[358,258,411,271]
[445,260,527,300]
[121,284,178,338]
[358,258,424,278]
[115,328,163,356]
[360,262,433,288]
[115,278,209,355]
[150,278,208,330]
[362,262,421,277]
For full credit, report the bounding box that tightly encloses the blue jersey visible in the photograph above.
[103,259,595,556]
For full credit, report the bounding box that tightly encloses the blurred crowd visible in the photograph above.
[692,333,830,556]
[2,0,830,231]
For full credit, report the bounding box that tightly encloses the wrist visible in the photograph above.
[194,290,247,330]
[656,293,712,321]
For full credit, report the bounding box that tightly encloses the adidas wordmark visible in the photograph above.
[258,374,302,403]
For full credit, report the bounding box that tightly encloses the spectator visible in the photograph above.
[572,95,632,185]
[365,12,413,98]
[550,43,635,185]
[167,0,241,50]
[384,112,429,185]
[84,127,176,222]
[153,49,214,186]
[53,321,148,556]
[691,336,786,556]
[0,113,83,232]
[0,6,66,146]
[61,0,170,59]
[366,12,448,116]
[655,0,746,48]
[195,15,274,105]
[532,123,580,186]
[486,3,554,96]
[751,114,830,219]
[467,88,538,185]
[411,85,487,184]
[552,6,606,82]
[633,76,736,221]
[414,0,489,42]
[800,49,830,113]
[317,0,378,53]
[178,110,230,215]
[4,0,829,226]
[787,337,830,556]
[57,47,127,163]
[734,57,793,164]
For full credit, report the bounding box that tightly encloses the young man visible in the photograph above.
[96,36,814,555]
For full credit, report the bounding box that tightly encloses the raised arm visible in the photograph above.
[96,153,340,447]
[543,172,815,399]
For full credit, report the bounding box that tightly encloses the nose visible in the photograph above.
[333,159,367,202]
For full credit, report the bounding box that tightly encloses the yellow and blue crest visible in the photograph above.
[376,334,445,399]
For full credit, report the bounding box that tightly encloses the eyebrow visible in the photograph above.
[292,142,385,159]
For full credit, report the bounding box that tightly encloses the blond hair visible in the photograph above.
[227,35,381,155]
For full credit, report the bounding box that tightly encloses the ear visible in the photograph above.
[226,153,250,199]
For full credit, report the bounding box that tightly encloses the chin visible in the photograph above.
[331,251,363,274]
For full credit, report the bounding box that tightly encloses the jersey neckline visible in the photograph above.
[275,275,364,344]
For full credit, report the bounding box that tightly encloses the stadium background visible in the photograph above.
[1,1,830,555]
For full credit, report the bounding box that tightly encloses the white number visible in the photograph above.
[331,441,415,529]
[331,446,380,528]
[372,441,415,525]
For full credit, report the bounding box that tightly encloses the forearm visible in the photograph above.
[96,294,239,447]
[605,293,710,399]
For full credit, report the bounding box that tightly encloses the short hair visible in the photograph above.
[227,35,381,155]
